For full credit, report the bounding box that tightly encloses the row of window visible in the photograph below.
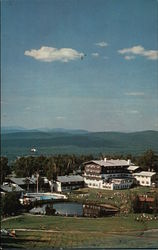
[139,176,149,179]
[88,182,131,190]
[140,181,149,185]
[103,174,131,178]
[114,184,130,189]
[88,182,100,187]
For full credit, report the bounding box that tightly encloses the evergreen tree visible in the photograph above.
[1,192,22,216]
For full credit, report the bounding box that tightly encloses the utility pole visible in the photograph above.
[36,172,39,193]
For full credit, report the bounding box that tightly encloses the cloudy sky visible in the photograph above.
[1,0,158,131]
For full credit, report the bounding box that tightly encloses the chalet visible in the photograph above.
[54,175,84,192]
[133,171,157,187]
[83,158,136,190]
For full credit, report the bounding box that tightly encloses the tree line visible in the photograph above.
[1,154,94,183]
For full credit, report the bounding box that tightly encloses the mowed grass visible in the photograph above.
[2,214,158,232]
[3,230,158,248]
[2,214,158,248]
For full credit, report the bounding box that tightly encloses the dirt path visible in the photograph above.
[1,215,23,222]
[4,227,158,236]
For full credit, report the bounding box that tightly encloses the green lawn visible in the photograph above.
[0,214,155,231]
[2,214,158,248]
[3,230,158,248]
[2,214,158,232]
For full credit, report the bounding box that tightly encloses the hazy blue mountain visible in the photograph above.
[1,130,158,160]
[1,126,41,134]
[37,128,89,134]
[1,126,88,134]
[1,126,27,134]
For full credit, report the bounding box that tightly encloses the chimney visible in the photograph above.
[128,159,131,165]
[104,158,107,162]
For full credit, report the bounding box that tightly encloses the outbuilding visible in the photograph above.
[54,175,84,192]
[133,171,157,187]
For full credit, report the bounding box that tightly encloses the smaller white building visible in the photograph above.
[133,171,156,187]
[54,175,84,192]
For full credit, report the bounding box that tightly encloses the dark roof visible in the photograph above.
[1,184,24,192]
[57,175,84,183]
[9,177,36,185]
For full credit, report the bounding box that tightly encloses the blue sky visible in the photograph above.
[1,0,158,131]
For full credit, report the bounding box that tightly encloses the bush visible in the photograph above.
[1,192,22,216]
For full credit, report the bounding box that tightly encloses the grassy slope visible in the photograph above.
[2,214,158,248]
[2,214,158,232]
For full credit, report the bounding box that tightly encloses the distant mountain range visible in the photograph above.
[1,128,158,160]
[1,126,89,134]
[1,126,28,134]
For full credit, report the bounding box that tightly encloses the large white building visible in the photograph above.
[83,158,157,190]
[83,158,136,190]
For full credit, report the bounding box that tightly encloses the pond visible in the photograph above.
[30,202,83,216]
[54,202,83,216]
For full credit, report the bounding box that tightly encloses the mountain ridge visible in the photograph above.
[1,130,158,160]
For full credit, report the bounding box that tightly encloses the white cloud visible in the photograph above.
[125,92,145,96]
[25,106,31,110]
[124,55,135,60]
[128,110,140,114]
[24,46,84,62]
[56,116,66,120]
[118,45,158,60]
[91,52,99,57]
[95,41,108,47]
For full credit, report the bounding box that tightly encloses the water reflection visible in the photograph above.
[54,202,83,216]
[30,202,83,216]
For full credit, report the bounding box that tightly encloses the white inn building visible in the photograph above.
[83,158,157,190]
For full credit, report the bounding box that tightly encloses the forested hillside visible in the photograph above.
[1,130,158,160]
